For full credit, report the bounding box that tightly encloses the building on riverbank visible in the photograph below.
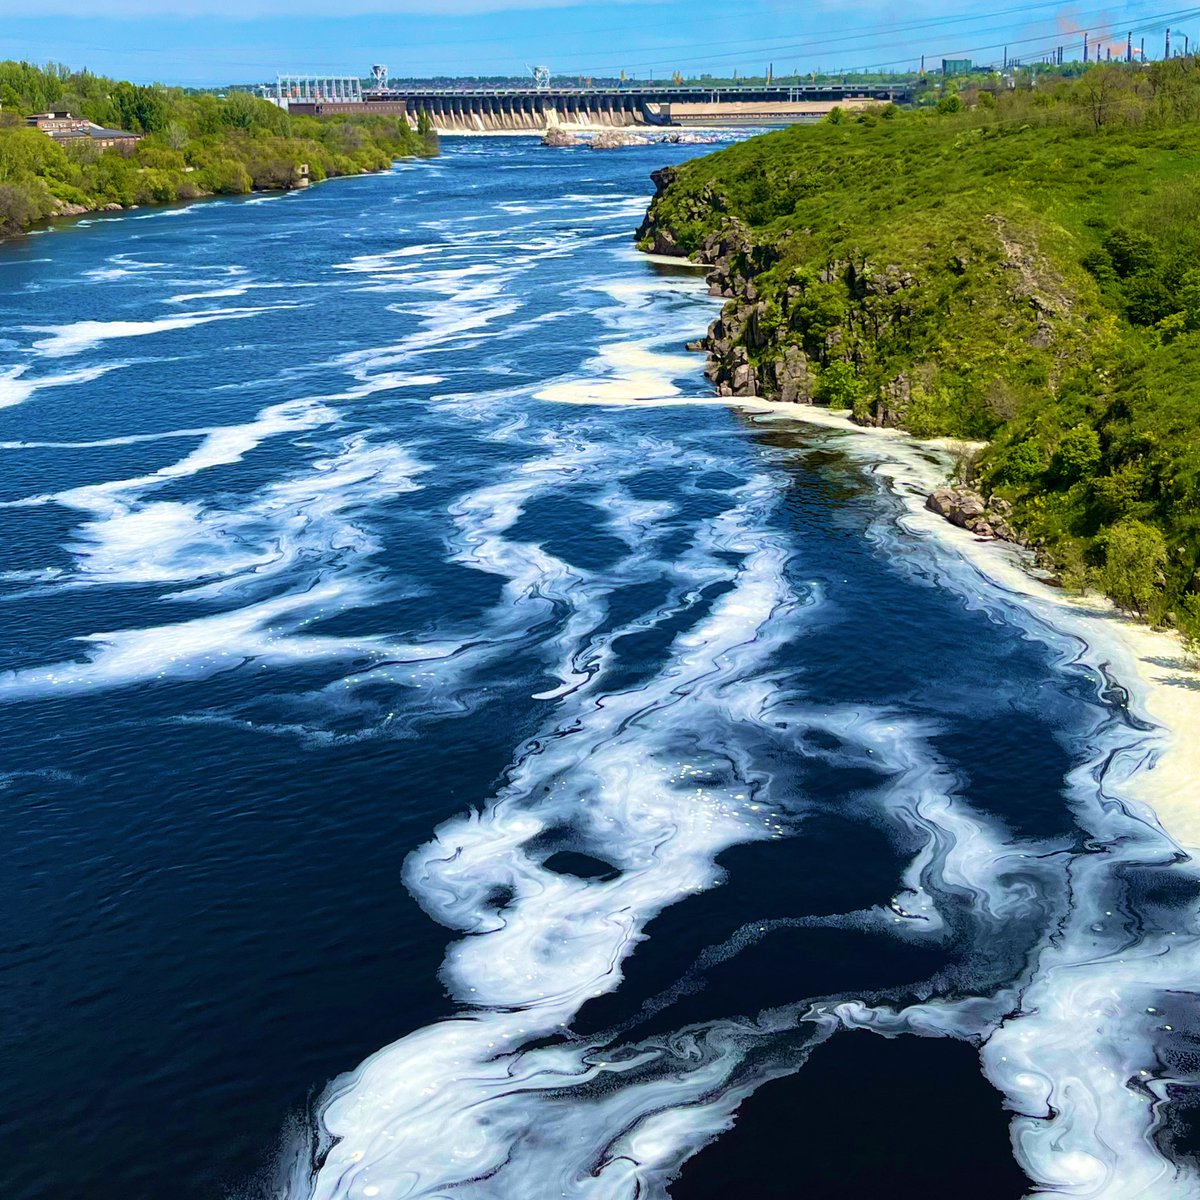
[25,112,141,151]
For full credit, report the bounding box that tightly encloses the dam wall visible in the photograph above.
[413,95,666,133]
[667,97,889,125]
[278,83,912,134]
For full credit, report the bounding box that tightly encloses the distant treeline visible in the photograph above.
[0,60,435,237]
[640,59,1200,639]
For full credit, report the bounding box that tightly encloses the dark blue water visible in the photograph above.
[2,137,1198,1200]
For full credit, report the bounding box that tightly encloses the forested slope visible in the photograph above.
[639,60,1200,637]
[0,61,434,237]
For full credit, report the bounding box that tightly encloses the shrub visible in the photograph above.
[0,180,39,235]
[1055,425,1102,482]
[994,439,1047,484]
[814,361,863,410]
[1100,519,1168,617]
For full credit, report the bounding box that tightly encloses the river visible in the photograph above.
[2,135,1198,1200]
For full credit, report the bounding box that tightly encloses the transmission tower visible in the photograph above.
[530,65,551,90]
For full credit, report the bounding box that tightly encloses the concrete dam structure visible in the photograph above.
[282,81,912,134]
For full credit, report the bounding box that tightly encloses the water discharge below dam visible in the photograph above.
[2,135,1200,1200]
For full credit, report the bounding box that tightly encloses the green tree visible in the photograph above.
[1100,519,1167,617]
[1056,425,1102,482]
[814,360,864,410]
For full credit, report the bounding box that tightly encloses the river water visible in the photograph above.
[2,136,1199,1200]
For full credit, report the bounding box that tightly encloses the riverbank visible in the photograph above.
[758,402,1200,853]
[634,75,1200,648]
[10,159,424,243]
[0,61,436,241]
[560,244,1200,852]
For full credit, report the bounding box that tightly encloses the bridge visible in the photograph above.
[279,80,913,132]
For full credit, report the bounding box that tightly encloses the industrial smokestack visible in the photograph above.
[1127,32,1133,62]
[1142,37,1146,59]
[1083,33,1089,62]
[1166,28,1171,58]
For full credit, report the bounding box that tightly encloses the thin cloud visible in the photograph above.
[0,0,649,16]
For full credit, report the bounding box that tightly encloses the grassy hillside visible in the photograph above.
[0,61,435,237]
[639,60,1200,639]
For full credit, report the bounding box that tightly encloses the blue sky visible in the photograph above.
[0,0,1187,86]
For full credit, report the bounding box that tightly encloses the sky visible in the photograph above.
[0,0,1191,86]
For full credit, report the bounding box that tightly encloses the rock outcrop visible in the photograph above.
[588,130,647,150]
[925,487,1017,542]
[541,128,583,148]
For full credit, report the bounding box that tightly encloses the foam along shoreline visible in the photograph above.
[538,333,1200,851]
[741,401,1200,853]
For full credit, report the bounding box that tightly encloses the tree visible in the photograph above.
[110,81,170,133]
[0,180,40,235]
[1056,425,1102,482]
[814,360,864,410]
[1100,519,1168,617]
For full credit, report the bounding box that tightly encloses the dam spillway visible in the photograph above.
[284,82,913,133]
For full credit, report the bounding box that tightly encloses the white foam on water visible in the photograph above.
[537,340,706,407]
[162,281,312,304]
[23,305,293,358]
[0,582,394,698]
[297,476,812,1200]
[0,362,124,410]
[279,244,1200,1200]
[83,255,170,282]
[0,427,435,694]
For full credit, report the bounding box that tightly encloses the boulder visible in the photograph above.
[775,346,814,405]
[588,130,646,150]
[926,487,1016,541]
[731,363,757,396]
[541,128,582,148]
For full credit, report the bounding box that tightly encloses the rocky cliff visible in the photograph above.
[636,163,1085,434]
[631,104,1200,633]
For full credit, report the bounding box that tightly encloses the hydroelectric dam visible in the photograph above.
[276,79,913,133]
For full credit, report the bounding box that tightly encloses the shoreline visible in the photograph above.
[749,401,1200,852]
[1,155,434,246]
[613,237,1200,851]
[536,305,1200,848]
